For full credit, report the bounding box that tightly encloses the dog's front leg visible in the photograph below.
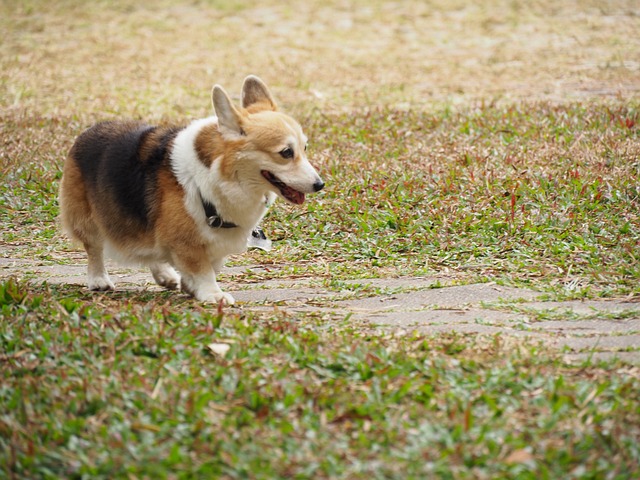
[173,251,234,305]
[180,269,235,305]
[211,257,227,274]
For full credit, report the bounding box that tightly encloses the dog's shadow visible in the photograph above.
[28,281,201,309]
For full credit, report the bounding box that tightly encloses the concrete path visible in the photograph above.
[2,256,639,364]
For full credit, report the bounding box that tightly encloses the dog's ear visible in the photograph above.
[212,85,245,137]
[242,75,277,112]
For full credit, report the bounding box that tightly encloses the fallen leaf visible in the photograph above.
[131,422,161,433]
[504,449,534,464]
[207,343,230,357]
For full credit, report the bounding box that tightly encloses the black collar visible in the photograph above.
[200,193,238,229]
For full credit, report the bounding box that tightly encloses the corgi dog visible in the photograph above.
[59,76,324,304]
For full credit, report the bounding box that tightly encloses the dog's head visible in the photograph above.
[212,76,324,205]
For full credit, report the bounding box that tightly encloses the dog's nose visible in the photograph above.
[313,179,325,192]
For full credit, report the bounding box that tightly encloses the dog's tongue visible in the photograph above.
[283,186,305,205]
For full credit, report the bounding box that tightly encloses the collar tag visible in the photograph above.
[248,227,272,251]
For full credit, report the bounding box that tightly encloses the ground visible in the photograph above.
[1,0,640,478]
[2,255,639,365]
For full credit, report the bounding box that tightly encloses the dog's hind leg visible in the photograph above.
[150,263,180,290]
[66,212,114,291]
[85,240,115,291]
[60,158,114,292]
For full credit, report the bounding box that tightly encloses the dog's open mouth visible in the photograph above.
[261,171,305,205]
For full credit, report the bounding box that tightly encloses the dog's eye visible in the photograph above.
[304,143,308,151]
[279,147,294,159]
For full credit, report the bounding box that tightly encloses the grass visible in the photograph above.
[2,103,639,295]
[2,106,639,480]
[2,0,640,478]
[1,279,639,479]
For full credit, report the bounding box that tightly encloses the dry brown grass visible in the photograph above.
[1,0,639,119]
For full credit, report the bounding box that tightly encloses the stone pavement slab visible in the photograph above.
[2,256,639,364]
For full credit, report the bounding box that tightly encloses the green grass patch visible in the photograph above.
[3,103,638,294]
[1,278,639,478]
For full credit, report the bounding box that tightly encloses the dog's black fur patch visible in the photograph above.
[70,121,182,228]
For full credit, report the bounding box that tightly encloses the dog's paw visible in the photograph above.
[199,291,235,306]
[88,275,115,291]
[151,264,180,290]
